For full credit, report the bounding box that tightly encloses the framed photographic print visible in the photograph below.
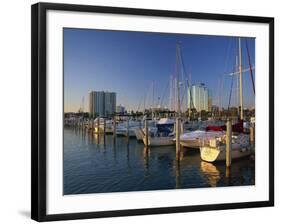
[31,2,274,222]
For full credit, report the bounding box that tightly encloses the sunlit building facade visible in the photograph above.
[187,83,210,112]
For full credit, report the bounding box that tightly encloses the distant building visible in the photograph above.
[116,104,125,114]
[208,90,212,112]
[188,83,210,112]
[104,92,116,116]
[88,91,116,117]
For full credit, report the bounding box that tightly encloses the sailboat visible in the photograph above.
[142,118,175,146]
[180,130,225,148]
[115,120,141,137]
[200,134,252,162]
[142,43,185,147]
[200,37,254,162]
[181,37,254,149]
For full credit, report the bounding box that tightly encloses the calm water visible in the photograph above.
[64,127,255,195]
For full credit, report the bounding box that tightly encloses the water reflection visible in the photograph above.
[175,159,181,189]
[143,147,150,177]
[200,161,220,187]
[64,127,255,195]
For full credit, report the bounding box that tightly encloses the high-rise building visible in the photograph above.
[187,83,210,112]
[88,91,116,117]
[104,92,116,116]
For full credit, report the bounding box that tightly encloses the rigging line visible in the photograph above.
[245,39,255,95]
[180,80,186,108]
[179,46,189,112]
[224,37,234,74]
[137,94,144,112]
[220,37,234,110]
[180,78,190,111]
[144,82,152,111]
[178,46,188,111]
[179,45,195,109]
[220,74,224,111]
[227,55,237,112]
[160,80,169,108]
[176,43,182,113]
[227,72,235,111]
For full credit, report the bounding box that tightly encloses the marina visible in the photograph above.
[64,30,256,195]
[64,125,255,195]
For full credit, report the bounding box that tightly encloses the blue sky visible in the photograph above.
[64,28,255,112]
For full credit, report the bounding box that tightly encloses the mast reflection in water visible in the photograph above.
[64,127,255,195]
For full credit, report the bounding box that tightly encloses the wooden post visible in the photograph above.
[225,167,230,178]
[176,118,181,158]
[126,118,130,139]
[113,116,116,141]
[103,118,106,145]
[97,117,100,134]
[180,119,184,134]
[144,119,149,146]
[250,125,255,145]
[226,119,232,167]
[103,118,106,134]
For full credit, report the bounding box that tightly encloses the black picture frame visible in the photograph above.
[31,2,274,222]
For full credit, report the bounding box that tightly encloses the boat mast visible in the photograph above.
[143,93,146,115]
[169,75,173,112]
[236,55,239,115]
[188,72,192,118]
[152,81,154,120]
[238,37,244,120]
[81,96,85,118]
[176,43,181,116]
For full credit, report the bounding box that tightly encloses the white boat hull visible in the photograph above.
[124,129,137,137]
[143,136,175,147]
[180,139,201,148]
[134,128,144,141]
[200,145,252,162]
[116,128,136,137]
[180,131,225,149]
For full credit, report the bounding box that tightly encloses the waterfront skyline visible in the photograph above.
[64,28,255,113]
[88,91,116,117]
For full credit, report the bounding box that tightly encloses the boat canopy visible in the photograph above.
[157,118,175,125]
[205,120,244,133]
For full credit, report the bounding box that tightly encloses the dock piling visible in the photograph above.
[144,119,149,146]
[97,117,100,134]
[226,119,232,167]
[250,125,255,145]
[126,118,129,139]
[180,119,184,134]
[113,116,116,142]
[104,118,106,134]
[176,118,181,158]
